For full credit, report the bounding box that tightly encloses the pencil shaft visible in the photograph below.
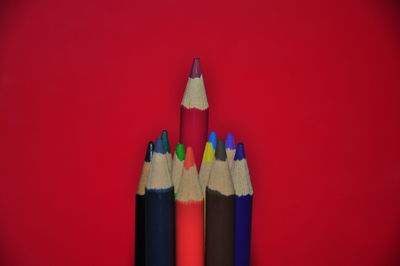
[180,107,208,169]
[205,188,235,266]
[234,195,253,266]
[176,201,204,266]
[145,188,174,266]
[135,195,145,266]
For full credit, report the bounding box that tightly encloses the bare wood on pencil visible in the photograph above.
[181,75,209,110]
[137,162,150,195]
[231,159,253,196]
[206,160,235,196]
[146,152,172,190]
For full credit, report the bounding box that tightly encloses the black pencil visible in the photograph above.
[135,141,153,266]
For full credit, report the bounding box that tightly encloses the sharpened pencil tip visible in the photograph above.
[154,137,165,154]
[190,58,202,78]
[175,143,185,161]
[161,130,171,153]
[145,141,154,162]
[208,131,217,149]
[184,147,196,170]
[234,143,246,160]
[225,133,235,150]
[215,139,227,161]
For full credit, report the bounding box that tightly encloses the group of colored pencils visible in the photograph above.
[135,58,253,266]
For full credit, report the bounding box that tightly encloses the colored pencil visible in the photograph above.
[180,58,209,169]
[176,147,204,266]
[199,142,215,194]
[205,139,235,266]
[145,138,174,266]
[199,132,216,238]
[135,141,153,266]
[161,130,172,172]
[171,143,185,197]
[232,143,253,266]
[199,131,216,193]
[225,133,235,169]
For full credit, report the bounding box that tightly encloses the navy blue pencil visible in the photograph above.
[145,137,174,266]
[232,143,253,266]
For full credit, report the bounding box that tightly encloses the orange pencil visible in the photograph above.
[176,147,204,266]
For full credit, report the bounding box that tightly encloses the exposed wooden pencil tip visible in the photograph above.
[184,147,196,170]
[215,139,227,161]
[181,58,208,110]
[145,141,154,162]
[190,58,202,78]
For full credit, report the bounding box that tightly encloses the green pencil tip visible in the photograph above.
[175,143,185,161]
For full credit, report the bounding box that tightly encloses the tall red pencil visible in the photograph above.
[179,58,209,169]
[176,147,204,266]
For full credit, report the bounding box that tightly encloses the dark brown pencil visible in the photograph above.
[205,139,235,266]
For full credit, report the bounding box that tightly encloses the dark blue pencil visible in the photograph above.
[145,138,174,266]
[232,143,253,266]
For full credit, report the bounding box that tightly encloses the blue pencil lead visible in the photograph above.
[234,143,246,160]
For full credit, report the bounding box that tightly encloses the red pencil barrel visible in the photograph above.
[179,106,209,169]
[176,200,204,266]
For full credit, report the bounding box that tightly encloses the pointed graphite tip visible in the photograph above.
[208,131,217,150]
[175,143,185,161]
[215,139,227,161]
[225,133,235,150]
[184,147,196,170]
[145,141,154,162]
[190,58,202,78]
[154,137,165,154]
[234,143,246,161]
[161,130,171,153]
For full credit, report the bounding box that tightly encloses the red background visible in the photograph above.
[1,0,400,265]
